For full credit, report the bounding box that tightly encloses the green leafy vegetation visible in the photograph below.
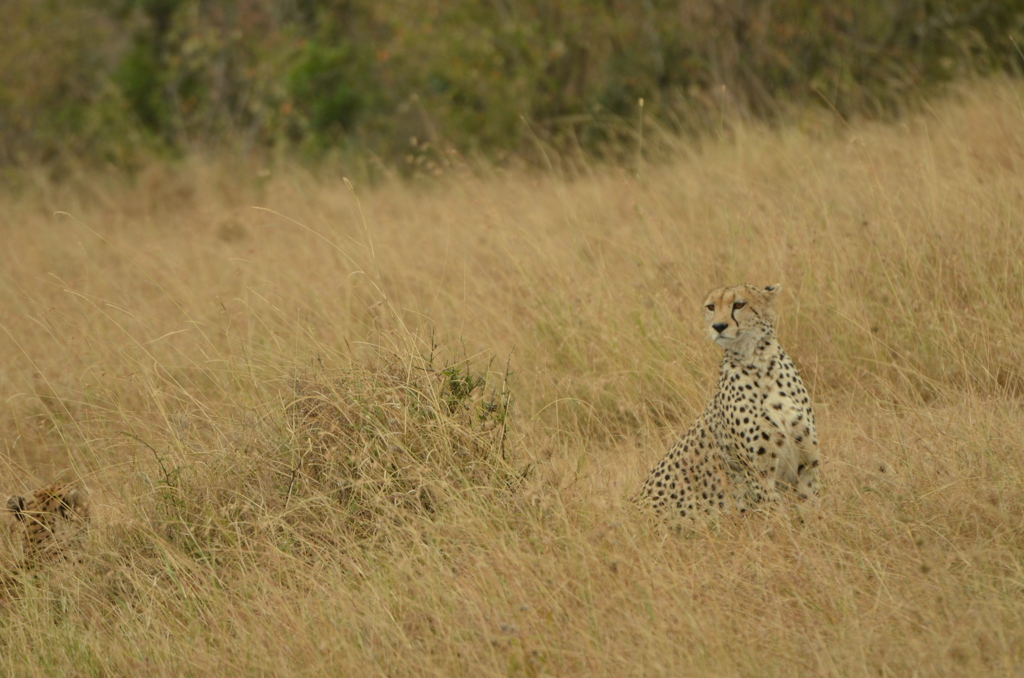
[2,0,1022,170]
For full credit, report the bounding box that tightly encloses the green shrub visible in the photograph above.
[2,0,1022,170]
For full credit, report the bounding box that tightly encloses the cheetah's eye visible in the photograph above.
[705,304,715,312]
[733,302,746,310]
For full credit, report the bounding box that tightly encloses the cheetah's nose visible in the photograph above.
[712,322,728,333]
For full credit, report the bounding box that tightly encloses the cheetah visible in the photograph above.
[5,483,91,568]
[638,283,819,518]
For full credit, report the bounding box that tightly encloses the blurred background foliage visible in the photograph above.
[2,0,1022,173]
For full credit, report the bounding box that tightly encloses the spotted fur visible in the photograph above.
[6,483,91,567]
[638,283,820,518]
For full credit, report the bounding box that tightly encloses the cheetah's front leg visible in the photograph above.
[719,443,780,511]
[737,416,786,506]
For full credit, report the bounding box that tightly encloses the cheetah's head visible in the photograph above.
[7,486,90,524]
[703,283,781,356]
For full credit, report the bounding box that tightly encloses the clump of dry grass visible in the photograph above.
[2,78,1024,675]
[286,349,518,510]
[141,344,522,567]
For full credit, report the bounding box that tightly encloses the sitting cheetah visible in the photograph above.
[639,283,819,518]
[6,483,91,568]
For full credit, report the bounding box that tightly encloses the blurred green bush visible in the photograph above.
[2,0,1022,170]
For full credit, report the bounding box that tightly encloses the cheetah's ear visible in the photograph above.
[7,496,26,520]
[63,489,82,513]
[64,487,90,521]
[763,283,782,303]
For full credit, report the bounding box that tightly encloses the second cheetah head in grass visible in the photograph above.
[6,484,91,567]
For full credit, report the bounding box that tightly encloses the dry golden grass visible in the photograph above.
[2,79,1024,676]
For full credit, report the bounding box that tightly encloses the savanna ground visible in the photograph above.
[2,79,1024,676]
